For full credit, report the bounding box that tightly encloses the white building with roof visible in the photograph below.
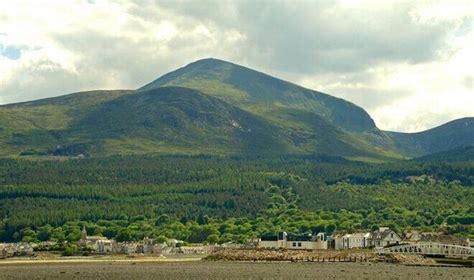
[257,232,327,250]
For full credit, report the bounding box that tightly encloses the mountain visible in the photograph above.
[0,58,472,160]
[140,58,376,133]
[388,118,474,157]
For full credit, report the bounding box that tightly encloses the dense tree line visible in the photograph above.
[0,156,472,243]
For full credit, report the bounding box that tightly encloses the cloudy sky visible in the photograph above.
[0,0,472,132]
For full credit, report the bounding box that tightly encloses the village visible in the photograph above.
[1,226,473,260]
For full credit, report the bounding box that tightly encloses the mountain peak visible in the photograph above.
[188,57,230,65]
[140,58,377,132]
[159,58,236,75]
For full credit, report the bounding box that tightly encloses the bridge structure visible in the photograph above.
[377,242,474,259]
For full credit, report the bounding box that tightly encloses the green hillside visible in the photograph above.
[0,58,472,160]
[66,86,293,156]
[389,118,474,157]
[0,90,134,157]
[0,86,384,158]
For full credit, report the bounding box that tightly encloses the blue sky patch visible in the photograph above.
[0,44,22,60]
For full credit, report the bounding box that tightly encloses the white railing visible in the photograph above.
[377,242,474,258]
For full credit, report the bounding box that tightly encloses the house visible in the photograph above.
[0,243,34,258]
[95,239,115,254]
[366,227,401,248]
[258,232,287,249]
[330,232,370,250]
[402,230,422,244]
[142,237,157,254]
[257,232,327,250]
[113,242,139,254]
[330,227,401,249]
[79,225,109,248]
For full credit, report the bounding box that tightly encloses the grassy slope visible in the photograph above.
[67,86,294,156]
[0,90,134,157]
[0,87,297,157]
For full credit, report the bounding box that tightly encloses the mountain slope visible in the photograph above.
[140,58,376,133]
[0,90,134,157]
[416,145,474,162]
[66,86,292,156]
[0,86,379,158]
[388,118,474,157]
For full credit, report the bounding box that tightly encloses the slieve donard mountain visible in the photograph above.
[1,58,473,160]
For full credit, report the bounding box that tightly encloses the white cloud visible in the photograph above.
[0,0,472,132]
[302,17,472,131]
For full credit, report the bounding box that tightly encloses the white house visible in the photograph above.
[366,227,401,248]
[95,239,115,254]
[331,232,370,250]
[331,227,401,249]
[257,232,327,250]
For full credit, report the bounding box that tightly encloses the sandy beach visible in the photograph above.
[0,260,472,280]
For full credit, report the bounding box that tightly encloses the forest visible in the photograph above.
[0,156,473,244]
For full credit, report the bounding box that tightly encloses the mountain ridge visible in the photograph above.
[388,117,474,157]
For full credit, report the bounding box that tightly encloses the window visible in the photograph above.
[298,242,302,247]
[292,242,296,247]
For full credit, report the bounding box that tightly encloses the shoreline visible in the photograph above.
[0,261,472,280]
[1,257,470,268]
[0,256,203,265]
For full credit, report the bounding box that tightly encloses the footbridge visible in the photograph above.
[377,242,474,259]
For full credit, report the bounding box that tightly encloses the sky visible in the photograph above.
[0,0,472,132]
